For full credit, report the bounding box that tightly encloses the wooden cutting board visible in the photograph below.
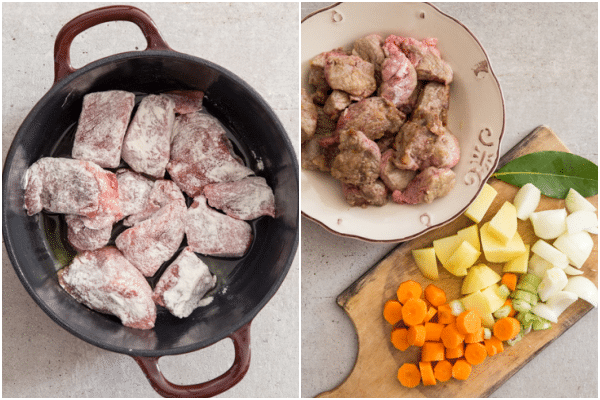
[317,126,598,398]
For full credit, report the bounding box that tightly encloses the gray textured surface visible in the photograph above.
[301,2,598,398]
[2,3,299,397]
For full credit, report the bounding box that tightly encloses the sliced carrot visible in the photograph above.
[383,300,403,325]
[407,324,426,347]
[493,317,521,341]
[445,342,464,359]
[484,336,504,356]
[452,359,472,380]
[464,342,487,365]
[423,306,437,323]
[424,284,447,307]
[456,309,482,335]
[401,298,428,326]
[501,273,518,292]
[397,280,423,304]
[424,322,444,342]
[419,362,437,386]
[391,328,410,351]
[437,303,456,325]
[398,363,421,388]
[433,360,453,382]
[464,327,485,343]
[421,341,445,362]
[440,322,465,349]
[503,298,516,317]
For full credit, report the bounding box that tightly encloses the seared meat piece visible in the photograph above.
[324,53,377,99]
[379,43,418,109]
[302,88,319,143]
[379,149,417,192]
[336,97,405,141]
[153,247,217,318]
[430,128,460,169]
[352,34,386,83]
[162,90,204,115]
[301,137,338,172]
[387,35,453,84]
[203,176,275,220]
[412,82,450,136]
[121,94,176,178]
[342,180,388,207]
[392,167,455,204]
[308,51,336,104]
[72,90,135,168]
[393,122,460,170]
[116,169,154,219]
[58,247,156,330]
[65,214,112,252]
[323,90,352,121]
[331,130,381,186]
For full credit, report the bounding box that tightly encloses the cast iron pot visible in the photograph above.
[2,5,298,397]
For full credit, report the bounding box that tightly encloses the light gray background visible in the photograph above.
[301,2,598,398]
[2,2,299,398]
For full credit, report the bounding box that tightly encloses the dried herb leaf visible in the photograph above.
[493,151,598,199]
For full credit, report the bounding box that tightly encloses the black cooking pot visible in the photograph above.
[2,5,298,397]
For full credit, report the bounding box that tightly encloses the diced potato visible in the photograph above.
[465,183,498,223]
[457,224,480,252]
[460,291,496,327]
[480,222,527,263]
[461,264,502,295]
[488,201,517,245]
[412,247,439,280]
[433,234,462,265]
[480,283,508,312]
[444,241,480,276]
[503,244,530,274]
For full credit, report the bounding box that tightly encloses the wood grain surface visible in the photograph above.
[318,126,598,398]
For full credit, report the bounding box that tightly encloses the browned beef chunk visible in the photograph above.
[412,82,450,136]
[352,34,385,83]
[309,49,347,104]
[302,88,318,143]
[323,90,352,121]
[342,180,388,207]
[396,36,453,84]
[324,53,377,99]
[331,130,381,186]
[391,167,456,204]
[336,97,405,141]
[301,138,338,173]
[379,149,417,192]
[393,122,460,171]
[379,42,418,110]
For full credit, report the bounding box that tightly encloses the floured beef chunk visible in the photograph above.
[186,196,252,258]
[331,130,381,186]
[203,176,275,220]
[162,90,204,115]
[380,149,417,192]
[121,94,176,178]
[116,169,154,219]
[393,122,460,171]
[392,167,455,205]
[153,247,217,318]
[166,113,253,197]
[387,35,453,84]
[379,41,418,110]
[65,215,112,252]
[412,82,450,136]
[324,53,377,99]
[336,97,405,141]
[72,90,135,168]
[23,157,122,228]
[323,90,352,121]
[301,88,318,143]
[58,247,156,330]
[342,180,388,208]
[352,34,386,83]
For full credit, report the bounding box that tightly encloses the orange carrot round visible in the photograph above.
[401,298,428,326]
[391,328,410,351]
[484,336,504,356]
[456,309,482,335]
[398,363,421,388]
[383,300,403,325]
[424,284,447,307]
[433,360,453,382]
[437,303,456,325]
[397,280,422,304]
[423,306,437,323]
[424,322,445,342]
[440,322,465,349]
[464,342,487,365]
[421,341,445,362]
[501,273,517,291]
[452,359,472,380]
[464,327,485,343]
[445,342,464,359]
[493,317,521,341]
[407,324,426,347]
[419,362,437,386]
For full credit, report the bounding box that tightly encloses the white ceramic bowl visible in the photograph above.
[301,2,505,242]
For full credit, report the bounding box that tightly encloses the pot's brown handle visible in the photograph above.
[53,5,172,84]
[133,321,252,398]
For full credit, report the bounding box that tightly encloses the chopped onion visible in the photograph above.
[553,231,594,269]
[537,267,568,302]
[565,188,597,213]
[531,239,569,269]
[531,303,558,323]
[513,183,541,220]
[585,225,598,235]
[528,253,557,278]
[563,265,584,275]
[530,208,567,239]
[545,291,578,317]
[563,276,598,307]
[566,210,598,234]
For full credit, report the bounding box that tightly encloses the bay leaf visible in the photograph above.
[493,151,598,199]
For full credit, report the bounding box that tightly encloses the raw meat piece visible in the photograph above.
[162,90,204,114]
[393,122,460,171]
[124,179,186,226]
[342,180,388,208]
[186,196,252,258]
[379,149,417,191]
[203,176,275,220]
[72,90,135,168]
[58,247,156,330]
[323,90,351,121]
[121,94,176,178]
[392,167,456,205]
[352,34,386,82]
[166,113,253,197]
[386,35,453,84]
[379,42,418,109]
[331,130,381,186]
[65,215,112,252]
[336,97,405,141]
[23,157,122,228]
[411,82,450,136]
[116,169,154,219]
[301,88,318,143]
[324,53,377,99]
[153,247,217,318]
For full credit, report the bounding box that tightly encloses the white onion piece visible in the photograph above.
[563,265,584,275]
[553,231,594,268]
[528,253,557,277]
[563,276,598,307]
[585,225,598,235]
[537,267,569,302]
[545,291,578,317]
[531,303,558,323]
[565,188,597,213]
[530,208,567,239]
[513,183,541,220]
[566,210,598,234]
[531,239,569,269]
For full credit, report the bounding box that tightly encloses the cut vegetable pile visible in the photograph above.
[387,184,598,388]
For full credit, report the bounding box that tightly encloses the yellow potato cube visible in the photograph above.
[460,291,495,327]
[433,234,462,265]
[461,264,501,295]
[412,247,438,280]
[457,224,480,252]
[480,283,508,312]
[464,183,498,223]
[444,241,480,277]
[488,201,517,245]
[503,244,530,274]
[480,222,527,263]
